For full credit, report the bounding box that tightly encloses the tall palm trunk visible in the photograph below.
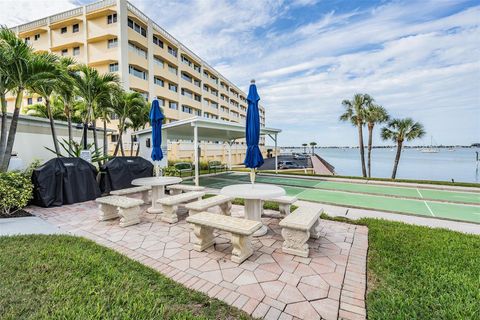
[45,98,60,155]
[92,120,99,156]
[130,134,135,156]
[391,140,403,179]
[65,104,73,153]
[357,121,367,177]
[113,121,123,156]
[0,93,8,166]
[367,123,374,178]
[136,142,140,156]
[1,91,23,171]
[103,119,108,158]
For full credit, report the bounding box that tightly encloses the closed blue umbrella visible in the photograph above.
[244,80,264,183]
[150,99,164,176]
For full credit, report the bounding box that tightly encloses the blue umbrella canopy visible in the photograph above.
[244,81,264,169]
[149,99,164,162]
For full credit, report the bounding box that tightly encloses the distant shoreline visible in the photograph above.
[280,146,479,149]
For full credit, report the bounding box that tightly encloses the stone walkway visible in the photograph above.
[28,201,368,320]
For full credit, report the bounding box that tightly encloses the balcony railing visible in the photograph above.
[50,7,83,23]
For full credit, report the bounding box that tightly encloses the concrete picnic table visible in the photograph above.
[221,183,285,236]
[131,176,182,214]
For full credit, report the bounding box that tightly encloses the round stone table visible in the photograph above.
[221,183,285,236]
[131,176,182,214]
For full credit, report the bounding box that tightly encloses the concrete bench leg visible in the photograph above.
[310,219,321,239]
[279,204,291,216]
[118,206,141,227]
[192,225,214,251]
[231,234,253,264]
[219,201,232,216]
[98,204,118,221]
[170,189,182,195]
[281,228,310,257]
[141,190,151,204]
[161,205,178,224]
[188,209,201,216]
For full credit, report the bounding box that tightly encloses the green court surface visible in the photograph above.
[190,173,480,224]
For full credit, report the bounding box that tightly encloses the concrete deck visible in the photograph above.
[27,201,368,320]
[0,216,64,236]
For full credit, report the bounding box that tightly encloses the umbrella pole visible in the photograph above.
[250,168,255,185]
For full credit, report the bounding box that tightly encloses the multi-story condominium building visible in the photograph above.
[7,0,266,153]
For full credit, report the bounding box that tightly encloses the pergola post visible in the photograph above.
[193,124,199,186]
[274,133,278,174]
[227,139,235,170]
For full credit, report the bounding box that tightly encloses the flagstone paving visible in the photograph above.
[28,201,368,320]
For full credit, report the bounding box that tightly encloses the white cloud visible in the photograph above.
[0,0,78,27]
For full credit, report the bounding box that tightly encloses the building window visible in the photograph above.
[194,94,201,102]
[153,56,163,68]
[168,83,177,92]
[194,65,201,73]
[72,24,79,33]
[169,101,178,110]
[107,38,118,48]
[153,35,163,48]
[127,18,147,37]
[194,109,201,116]
[24,37,30,44]
[109,63,118,72]
[72,46,80,56]
[168,64,177,75]
[182,105,193,114]
[129,65,147,80]
[128,42,147,58]
[27,98,33,105]
[111,134,119,142]
[181,72,192,83]
[34,34,40,41]
[181,88,193,99]
[61,27,67,34]
[193,79,201,87]
[61,49,68,56]
[37,97,43,102]
[110,112,119,120]
[107,13,117,24]
[167,46,177,57]
[154,77,164,87]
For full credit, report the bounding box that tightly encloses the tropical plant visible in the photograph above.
[309,141,317,155]
[126,103,150,156]
[340,93,372,177]
[0,50,14,169]
[364,103,389,177]
[381,118,425,179]
[0,171,33,216]
[55,56,77,150]
[111,91,147,156]
[0,27,57,171]
[70,64,119,152]
[302,143,308,153]
[46,138,108,164]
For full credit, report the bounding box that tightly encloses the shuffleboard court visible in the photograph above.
[190,173,480,223]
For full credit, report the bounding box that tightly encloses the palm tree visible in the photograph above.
[71,64,119,153]
[29,52,62,154]
[309,142,317,155]
[55,57,77,151]
[340,93,372,177]
[364,103,389,177]
[302,143,308,153]
[111,91,146,156]
[381,118,425,179]
[126,103,150,156]
[24,100,66,121]
[0,57,13,168]
[0,27,57,171]
[96,86,122,159]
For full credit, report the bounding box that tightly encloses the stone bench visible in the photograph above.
[185,195,233,216]
[167,184,206,195]
[156,191,205,223]
[110,186,151,204]
[279,206,323,257]
[186,212,261,264]
[271,195,297,216]
[96,195,144,227]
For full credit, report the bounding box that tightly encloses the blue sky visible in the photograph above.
[1,0,479,146]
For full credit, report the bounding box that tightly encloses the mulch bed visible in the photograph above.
[0,209,33,219]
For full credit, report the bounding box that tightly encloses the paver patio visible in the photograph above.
[28,201,368,320]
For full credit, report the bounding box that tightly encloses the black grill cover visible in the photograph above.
[32,158,101,207]
[99,157,153,193]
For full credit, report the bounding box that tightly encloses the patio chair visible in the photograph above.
[174,162,193,177]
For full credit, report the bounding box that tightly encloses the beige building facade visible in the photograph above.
[7,0,266,159]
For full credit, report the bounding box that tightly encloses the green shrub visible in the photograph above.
[0,171,33,216]
[163,166,179,176]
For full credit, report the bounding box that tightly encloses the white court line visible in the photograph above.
[424,201,435,217]
[416,188,423,198]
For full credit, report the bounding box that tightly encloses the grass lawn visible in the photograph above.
[0,235,251,320]
[357,218,480,319]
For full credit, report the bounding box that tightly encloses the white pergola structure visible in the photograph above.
[134,117,281,186]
